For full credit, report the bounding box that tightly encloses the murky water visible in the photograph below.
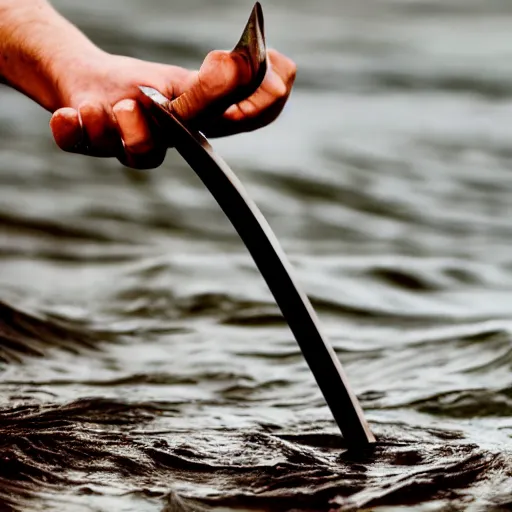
[1,0,511,510]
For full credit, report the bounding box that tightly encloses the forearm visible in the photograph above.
[0,0,103,111]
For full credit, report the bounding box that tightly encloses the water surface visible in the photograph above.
[0,0,511,510]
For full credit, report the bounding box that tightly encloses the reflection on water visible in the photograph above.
[1,0,511,510]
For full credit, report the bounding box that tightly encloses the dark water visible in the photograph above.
[1,0,512,510]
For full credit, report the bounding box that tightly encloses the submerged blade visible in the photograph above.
[139,85,376,447]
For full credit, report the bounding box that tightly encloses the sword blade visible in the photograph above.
[139,85,376,447]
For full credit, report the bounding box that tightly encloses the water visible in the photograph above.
[1,0,511,510]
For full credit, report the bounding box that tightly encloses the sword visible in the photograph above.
[139,2,375,447]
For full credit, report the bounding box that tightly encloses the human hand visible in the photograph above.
[49,47,296,169]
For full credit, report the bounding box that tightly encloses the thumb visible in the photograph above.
[170,50,256,122]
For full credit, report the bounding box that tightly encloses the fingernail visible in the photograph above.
[113,99,137,117]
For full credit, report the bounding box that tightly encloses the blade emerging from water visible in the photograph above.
[138,2,375,447]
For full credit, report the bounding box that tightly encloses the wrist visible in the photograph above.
[0,0,105,112]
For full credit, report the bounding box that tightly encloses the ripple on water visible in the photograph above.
[1,0,512,510]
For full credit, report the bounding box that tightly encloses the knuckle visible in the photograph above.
[267,49,297,83]
[200,51,240,96]
[197,71,220,98]
[274,79,288,99]
[78,102,104,121]
[206,49,229,62]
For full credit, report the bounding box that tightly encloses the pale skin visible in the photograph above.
[0,0,296,169]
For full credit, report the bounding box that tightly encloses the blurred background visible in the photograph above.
[0,0,511,511]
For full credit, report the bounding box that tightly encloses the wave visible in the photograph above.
[0,400,506,511]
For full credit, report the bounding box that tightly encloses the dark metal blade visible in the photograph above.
[231,1,267,99]
[138,3,375,447]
